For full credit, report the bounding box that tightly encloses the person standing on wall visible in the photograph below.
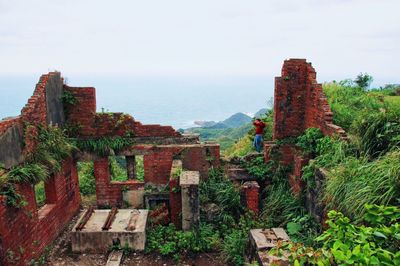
[253,118,266,153]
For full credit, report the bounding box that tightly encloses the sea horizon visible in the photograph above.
[0,75,274,129]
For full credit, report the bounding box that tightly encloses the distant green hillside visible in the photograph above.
[188,123,252,151]
[186,109,267,152]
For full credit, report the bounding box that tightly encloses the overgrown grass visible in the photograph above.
[323,82,386,131]
[352,110,400,158]
[261,183,305,227]
[324,149,400,221]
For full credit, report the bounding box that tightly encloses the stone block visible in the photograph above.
[249,228,290,266]
[180,171,200,231]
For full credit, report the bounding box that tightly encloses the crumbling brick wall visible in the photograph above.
[0,71,220,263]
[273,59,347,140]
[0,73,82,265]
[93,143,220,208]
[0,158,80,265]
[64,85,180,138]
[266,59,347,196]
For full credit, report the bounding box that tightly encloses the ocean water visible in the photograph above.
[0,75,274,129]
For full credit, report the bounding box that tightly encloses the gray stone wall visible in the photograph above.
[45,72,65,126]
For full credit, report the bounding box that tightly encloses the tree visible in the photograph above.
[354,73,373,90]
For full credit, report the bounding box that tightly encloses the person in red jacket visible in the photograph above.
[253,119,266,152]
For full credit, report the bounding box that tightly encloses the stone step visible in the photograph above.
[106,250,123,266]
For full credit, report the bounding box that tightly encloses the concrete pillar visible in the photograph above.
[126,155,136,180]
[240,181,260,215]
[180,171,200,231]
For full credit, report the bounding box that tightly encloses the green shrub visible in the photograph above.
[286,214,321,247]
[271,205,400,265]
[221,229,247,265]
[242,156,272,182]
[145,224,220,261]
[8,163,48,184]
[77,162,96,196]
[296,128,324,157]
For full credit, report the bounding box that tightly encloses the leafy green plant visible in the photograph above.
[77,162,96,196]
[242,156,271,182]
[271,205,400,265]
[323,82,385,131]
[146,223,220,261]
[286,214,321,247]
[8,163,48,184]
[33,126,76,171]
[296,128,324,157]
[61,90,78,106]
[0,125,76,208]
[74,136,133,156]
[0,183,27,208]
[221,229,247,265]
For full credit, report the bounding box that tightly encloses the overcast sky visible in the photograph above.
[0,0,399,84]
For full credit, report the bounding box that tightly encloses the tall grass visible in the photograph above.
[324,149,400,221]
[261,183,305,227]
[352,110,400,158]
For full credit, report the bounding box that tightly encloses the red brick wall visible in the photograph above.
[20,74,50,126]
[267,59,347,195]
[94,157,144,207]
[0,117,21,135]
[63,86,96,136]
[273,59,347,140]
[181,144,220,179]
[134,122,181,137]
[91,143,219,209]
[0,158,80,266]
[64,85,181,138]
[144,148,176,184]
[169,178,182,228]
[1,71,222,265]
[240,181,260,215]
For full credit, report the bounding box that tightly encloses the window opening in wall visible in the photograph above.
[110,156,128,181]
[35,181,46,208]
[77,161,96,206]
[109,155,144,182]
[135,155,144,182]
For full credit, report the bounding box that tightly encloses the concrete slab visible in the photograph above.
[71,209,148,253]
[180,171,200,186]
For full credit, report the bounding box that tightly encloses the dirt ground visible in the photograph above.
[44,208,226,266]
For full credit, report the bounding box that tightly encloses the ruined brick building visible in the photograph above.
[0,59,345,264]
[0,72,219,265]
